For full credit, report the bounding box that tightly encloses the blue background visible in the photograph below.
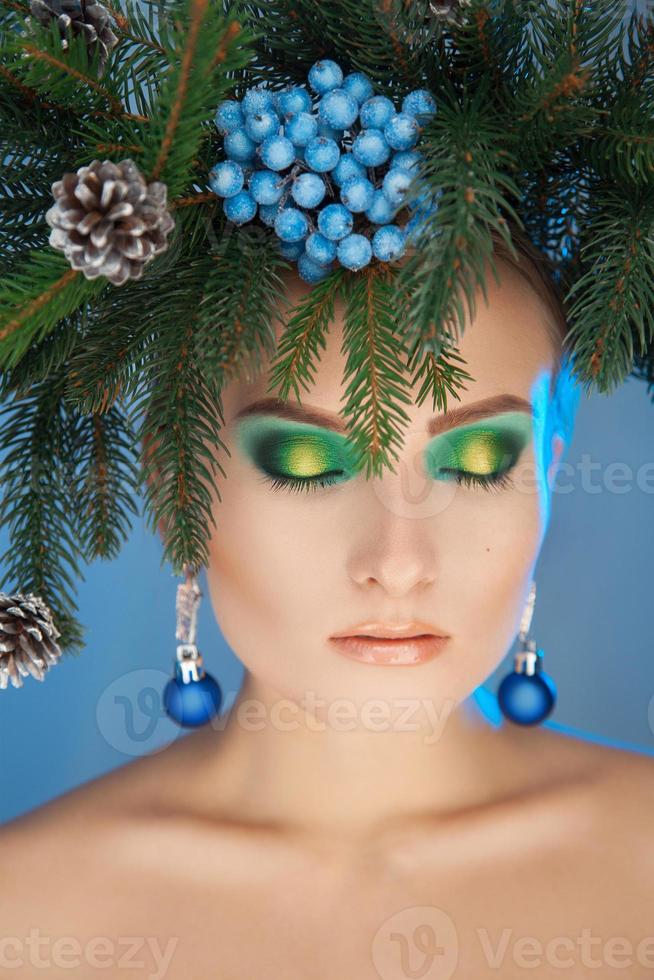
[1,374,654,824]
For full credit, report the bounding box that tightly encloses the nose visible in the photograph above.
[346,502,437,599]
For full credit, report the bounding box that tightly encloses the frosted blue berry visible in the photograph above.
[304,136,340,172]
[382,167,414,207]
[260,134,296,171]
[340,174,375,213]
[224,128,257,162]
[372,224,406,262]
[291,172,326,208]
[308,59,343,95]
[318,89,358,129]
[259,199,291,227]
[298,253,333,283]
[384,112,420,150]
[215,100,244,135]
[242,85,276,116]
[332,152,366,187]
[278,239,305,260]
[316,120,343,140]
[208,160,244,198]
[390,149,422,173]
[317,202,353,240]
[277,85,313,118]
[223,190,257,225]
[337,233,372,270]
[274,206,309,242]
[305,231,337,265]
[284,111,318,147]
[244,110,280,143]
[359,95,395,129]
[342,71,374,105]
[401,88,437,123]
[352,128,390,167]
[248,169,284,205]
[365,189,397,225]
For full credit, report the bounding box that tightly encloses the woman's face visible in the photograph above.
[203,260,566,716]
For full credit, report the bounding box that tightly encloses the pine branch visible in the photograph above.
[563,181,654,393]
[0,250,107,371]
[195,225,290,386]
[339,263,414,478]
[266,264,349,402]
[0,374,86,652]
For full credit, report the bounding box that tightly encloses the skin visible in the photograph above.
[0,258,653,979]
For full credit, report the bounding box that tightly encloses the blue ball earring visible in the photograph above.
[163,564,223,728]
[497,580,556,726]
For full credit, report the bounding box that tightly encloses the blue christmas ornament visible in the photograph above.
[242,85,277,116]
[163,644,222,728]
[497,641,556,726]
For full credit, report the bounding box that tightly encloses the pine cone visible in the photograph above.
[0,593,63,690]
[45,159,176,287]
[429,0,472,24]
[28,0,119,78]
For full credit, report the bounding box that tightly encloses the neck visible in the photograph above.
[187,671,535,844]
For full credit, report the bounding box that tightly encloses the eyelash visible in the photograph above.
[258,467,515,494]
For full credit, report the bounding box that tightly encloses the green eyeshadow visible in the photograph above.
[235,415,361,482]
[424,411,533,481]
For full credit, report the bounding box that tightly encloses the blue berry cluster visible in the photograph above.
[209,59,437,283]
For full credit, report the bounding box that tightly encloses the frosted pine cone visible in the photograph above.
[28,0,119,78]
[429,0,472,24]
[45,159,176,287]
[0,593,63,690]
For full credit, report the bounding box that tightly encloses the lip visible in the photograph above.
[330,621,448,640]
[328,621,450,666]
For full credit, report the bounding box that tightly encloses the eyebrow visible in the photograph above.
[233,393,534,437]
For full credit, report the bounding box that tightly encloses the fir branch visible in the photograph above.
[0,251,107,371]
[339,263,415,478]
[266,265,349,403]
[195,225,290,386]
[564,183,654,393]
[391,79,522,359]
[0,375,86,652]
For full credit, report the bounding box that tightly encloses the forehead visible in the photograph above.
[221,258,557,425]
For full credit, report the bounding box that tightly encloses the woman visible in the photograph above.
[1,228,653,979]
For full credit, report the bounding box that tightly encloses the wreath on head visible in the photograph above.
[0,0,652,687]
